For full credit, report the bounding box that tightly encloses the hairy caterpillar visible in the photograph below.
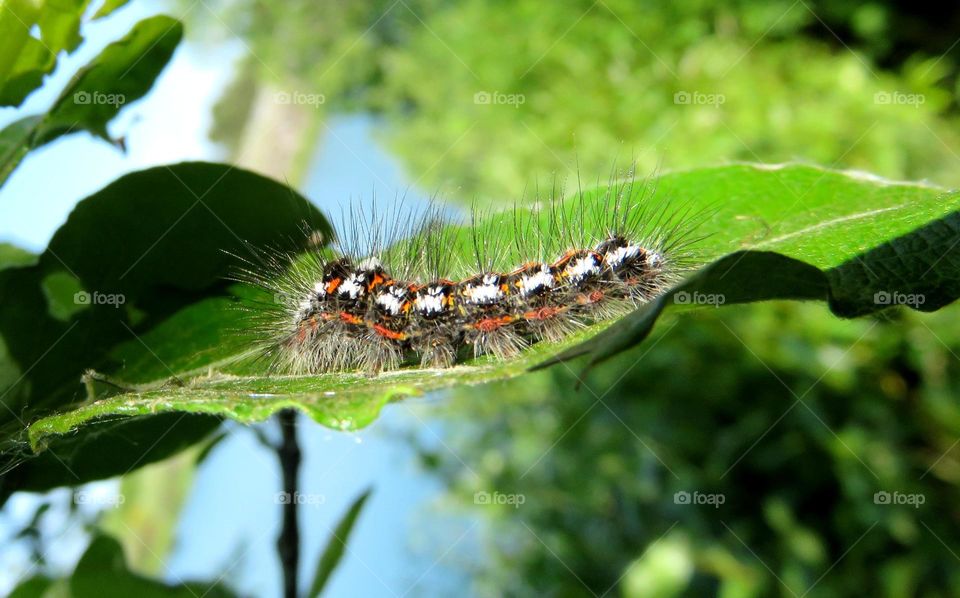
[232,174,703,375]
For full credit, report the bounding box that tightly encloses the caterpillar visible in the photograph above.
[232,174,703,375]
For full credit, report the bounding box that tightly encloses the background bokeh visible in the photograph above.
[2,0,960,596]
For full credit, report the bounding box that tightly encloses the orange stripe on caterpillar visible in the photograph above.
[339,312,364,325]
[523,306,566,321]
[372,324,407,341]
[470,315,515,332]
[367,272,387,291]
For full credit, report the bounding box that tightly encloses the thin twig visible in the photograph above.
[276,409,301,598]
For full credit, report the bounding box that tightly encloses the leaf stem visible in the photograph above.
[276,409,301,598]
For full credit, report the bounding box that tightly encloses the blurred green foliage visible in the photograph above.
[422,304,960,596]
[202,0,960,198]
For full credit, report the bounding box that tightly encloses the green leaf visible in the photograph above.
[0,162,330,498]
[308,489,373,598]
[8,575,60,598]
[1,15,182,188]
[9,163,960,489]
[0,0,51,106]
[0,241,36,270]
[0,0,91,107]
[10,413,221,498]
[36,0,87,57]
[826,212,960,316]
[93,0,130,19]
[537,164,960,372]
[37,15,182,143]
[0,115,43,185]
[26,310,602,443]
[69,534,236,597]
